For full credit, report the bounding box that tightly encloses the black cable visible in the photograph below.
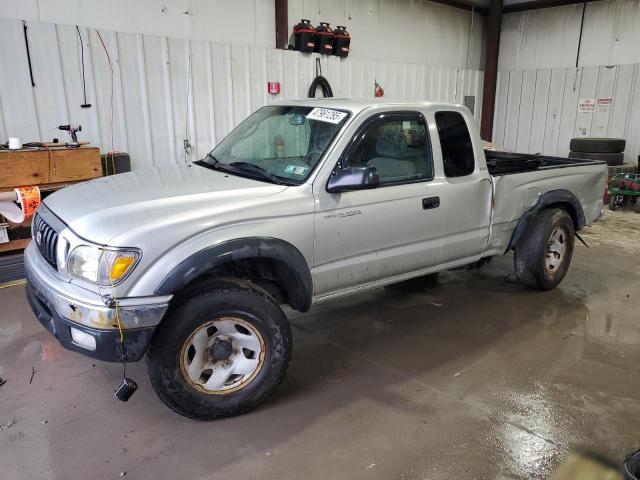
[308,57,334,98]
[308,75,333,98]
[76,26,91,108]
[23,21,35,87]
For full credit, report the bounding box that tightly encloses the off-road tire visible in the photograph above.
[609,194,618,211]
[147,286,292,420]
[569,137,626,154]
[569,151,624,166]
[514,208,575,290]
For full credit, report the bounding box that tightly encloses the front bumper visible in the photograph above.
[25,243,170,362]
[26,283,154,362]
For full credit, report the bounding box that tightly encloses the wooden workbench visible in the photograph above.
[0,146,102,253]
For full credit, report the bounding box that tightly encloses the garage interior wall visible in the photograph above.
[0,1,484,171]
[493,0,640,165]
[288,0,485,68]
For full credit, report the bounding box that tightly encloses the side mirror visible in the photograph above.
[326,166,380,193]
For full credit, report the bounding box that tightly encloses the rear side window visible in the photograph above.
[435,111,475,177]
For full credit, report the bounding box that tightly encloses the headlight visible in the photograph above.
[67,246,141,285]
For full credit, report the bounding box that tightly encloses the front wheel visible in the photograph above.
[146,285,292,420]
[514,208,575,290]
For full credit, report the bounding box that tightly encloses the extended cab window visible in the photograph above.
[435,111,475,177]
[341,113,433,185]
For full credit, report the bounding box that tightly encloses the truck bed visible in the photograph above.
[485,150,605,176]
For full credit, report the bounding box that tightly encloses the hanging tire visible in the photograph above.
[146,284,292,420]
[569,151,624,165]
[569,137,626,154]
[514,208,575,290]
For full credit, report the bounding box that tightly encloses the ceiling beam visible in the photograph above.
[429,0,488,14]
[503,0,598,13]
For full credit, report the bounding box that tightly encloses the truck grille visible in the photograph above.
[32,213,59,269]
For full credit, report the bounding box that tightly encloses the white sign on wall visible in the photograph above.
[578,98,596,113]
[596,98,613,113]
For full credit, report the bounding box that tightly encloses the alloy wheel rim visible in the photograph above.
[545,227,567,274]
[180,317,265,395]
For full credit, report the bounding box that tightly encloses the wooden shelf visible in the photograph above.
[0,238,30,254]
[0,146,102,254]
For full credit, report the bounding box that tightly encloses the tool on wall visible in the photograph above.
[332,26,350,58]
[290,19,316,53]
[58,124,82,148]
[75,26,92,108]
[314,22,335,55]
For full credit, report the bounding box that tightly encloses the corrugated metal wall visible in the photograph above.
[493,64,640,164]
[499,0,640,71]
[289,0,485,68]
[494,0,640,165]
[0,18,484,171]
[0,0,276,48]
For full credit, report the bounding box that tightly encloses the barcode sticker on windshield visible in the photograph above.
[306,108,347,124]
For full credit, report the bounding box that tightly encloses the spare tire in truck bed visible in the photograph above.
[569,137,626,153]
[568,151,624,165]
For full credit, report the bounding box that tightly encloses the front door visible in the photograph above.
[312,111,446,298]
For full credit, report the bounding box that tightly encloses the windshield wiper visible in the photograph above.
[229,162,285,185]
[194,153,225,171]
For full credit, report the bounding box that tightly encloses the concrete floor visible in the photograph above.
[1,210,640,480]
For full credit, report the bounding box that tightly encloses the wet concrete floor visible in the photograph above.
[1,209,639,479]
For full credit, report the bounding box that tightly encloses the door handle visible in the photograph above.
[422,196,440,209]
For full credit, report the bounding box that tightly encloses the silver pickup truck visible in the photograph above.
[25,100,607,420]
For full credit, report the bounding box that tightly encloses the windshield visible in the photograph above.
[200,106,350,184]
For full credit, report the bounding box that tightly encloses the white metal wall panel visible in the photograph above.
[27,22,69,144]
[515,69,536,153]
[187,40,213,161]
[0,19,483,172]
[0,19,40,142]
[288,0,485,69]
[607,64,635,138]
[117,32,153,169]
[556,68,581,157]
[541,69,566,156]
[529,69,551,154]
[592,66,617,137]
[496,64,640,165]
[492,71,509,148]
[142,35,175,167]
[503,70,523,151]
[0,0,276,48]
[625,67,640,169]
[575,66,599,137]
[500,0,640,71]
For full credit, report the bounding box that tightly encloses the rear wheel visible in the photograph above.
[147,285,292,420]
[609,194,618,211]
[514,208,575,290]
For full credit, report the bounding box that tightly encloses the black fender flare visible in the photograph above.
[507,189,586,251]
[155,237,313,312]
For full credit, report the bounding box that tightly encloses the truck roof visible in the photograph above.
[277,98,466,115]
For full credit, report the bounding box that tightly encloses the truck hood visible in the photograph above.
[44,164,288,244]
